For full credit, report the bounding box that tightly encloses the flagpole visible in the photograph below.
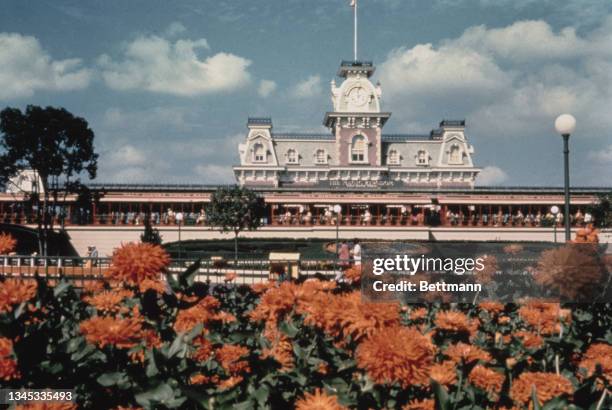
[354,0,358,61]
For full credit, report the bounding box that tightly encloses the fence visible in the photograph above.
[0,255,345,285]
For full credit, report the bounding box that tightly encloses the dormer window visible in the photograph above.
[388,149,399,165]
[449,144,463,164]
[253,143,266,162]
[286,149,298,164]
[350,134,367,163]
[416,150,429,166]
[315,149,327,164]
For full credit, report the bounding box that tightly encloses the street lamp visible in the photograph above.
[554,114,576,242]
[175,212,184,261]
[333,204,342,268]
[550,205,559,243]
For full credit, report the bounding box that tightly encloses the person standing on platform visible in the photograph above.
[352,238,362,266]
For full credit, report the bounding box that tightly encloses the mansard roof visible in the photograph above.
[272,133,334,141]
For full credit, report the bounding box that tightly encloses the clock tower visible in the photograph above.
[324,61,390,167]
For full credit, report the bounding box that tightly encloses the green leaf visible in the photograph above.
[432,380,450,410]
[279,320,299,338]
[145,350,159,378]
[135,383,175,407]
[53,281,71,297]
[97,372,128,387]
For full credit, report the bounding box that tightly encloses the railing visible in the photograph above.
[0,255,344,285]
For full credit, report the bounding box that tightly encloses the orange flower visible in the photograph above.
[138,278,167,294]
[0,337,13,357]
[468,365,504,397]
[533,244,603,300]
[514,331,544,349]
[356,326,434,388]
[0,279,37,313]
[409,307,428,321]
[0,357,19,380]
[85,289,133,314]
[295,388,347,410]
[0,232,17,254]
[249,282,299,324]
[430,360,457,386]
[510,372,573,408]
[444,342,491,364]
[189,373,218,385]
[80,315,143,349]
[250,280,276,295]
[475,254,498,284]
[402,399,435,410]
[191,336,213,362]
[174,296,225,333]
[82,280,106,294]
[435,310,479,335]
[261,335,294,372]
[129,329,162,363]
[15,404,77,410]
[105,242,170,285]
[218,375,244,390]
[215,344,250,376]
[578,343,612,385]
[518,301,570,335]
[344,265,362,284]
[479,301,505,315]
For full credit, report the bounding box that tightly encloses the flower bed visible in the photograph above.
[0,243,610,409]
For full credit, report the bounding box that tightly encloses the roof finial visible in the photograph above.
[349,0,358,61]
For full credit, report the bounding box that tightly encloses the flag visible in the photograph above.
[349,0,356,7]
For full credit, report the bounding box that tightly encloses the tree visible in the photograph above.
[0,105,98,255]
[141,212,162,245]
[586,192,612,228]
[205,185,265,262]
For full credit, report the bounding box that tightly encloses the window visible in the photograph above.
[253,143,265,162]
[388,149,399,165]
[315,149,327,164]
[351,135,367,162]
[286,149,298,164]
[417,150,428,165]
[449,144,462,164]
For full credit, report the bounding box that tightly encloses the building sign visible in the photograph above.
[282,179,403,190]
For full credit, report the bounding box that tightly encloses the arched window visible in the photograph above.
[388,149,399,165]
[286,149,298,164]
[315,149,327,164]
[449,144,462,164]
[351,135,367,162]
[417,150,428,165]
[253,143,266,162]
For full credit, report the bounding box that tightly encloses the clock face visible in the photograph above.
[348,86,368,106]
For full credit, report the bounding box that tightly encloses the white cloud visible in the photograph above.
[0,33,92,100]
[99,34,251,96]
[290,75,322,98]
[106,145,147,167]
[165,22,187,37]
[258,79,277,97]
[476,166,509,185]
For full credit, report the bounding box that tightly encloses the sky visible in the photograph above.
[0,0,611,187]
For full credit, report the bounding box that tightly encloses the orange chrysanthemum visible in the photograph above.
[514,331,544,349]
[295,388,348,410]
[129,329,162,363]
[0,337,13,357]
[402,399,435,410]
[479,301,505,315]
[138,278,167,294]
[444,342,492,364]
[344,265,362,284]
[15,404,77,410]
[356,326,434,389]
[0,279,37,313]
[173,296,222,333]
[250,280,276,295]
[81,280,106,294]
[249,281,299,324]
[105,242,170,285]
[578,343,612,385]
[430,360,457,386]
[261,335,294,372]
[0,232,17,254]
[409,307,428,321]
[518,301,570,335]
[435,310,479,336]
[0,338,19,381]
[189,373,218,385]
[215,344,250,376]
[80,315,143,349]
[468,365,504,397]
[533,244,603,300]
[191,336,213,362]
[85,289,133,314]
[510,372,573,408]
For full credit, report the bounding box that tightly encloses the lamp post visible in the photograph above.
[550,205,559,243]
[554,114,576,242]
[175,212,184,261]
[333,204,342,271]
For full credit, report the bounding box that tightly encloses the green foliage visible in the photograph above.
[586,192,612,228]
